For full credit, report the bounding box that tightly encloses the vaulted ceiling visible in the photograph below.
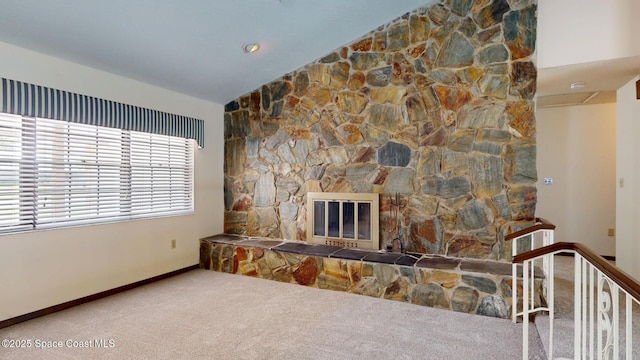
[0,0,636,106]
[0,0,434,104]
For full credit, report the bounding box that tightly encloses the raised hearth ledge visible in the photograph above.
[200,234,544,319]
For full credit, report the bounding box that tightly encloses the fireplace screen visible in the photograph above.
[307,192,379,249]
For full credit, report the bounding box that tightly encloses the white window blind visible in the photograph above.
[0,113,194,233]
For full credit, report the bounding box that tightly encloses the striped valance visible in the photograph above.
[1,78,204,147]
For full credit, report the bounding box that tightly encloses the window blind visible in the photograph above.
[0,113,194,233]
[0,78,204,147]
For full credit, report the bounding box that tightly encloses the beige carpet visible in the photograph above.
[1,269,544,359]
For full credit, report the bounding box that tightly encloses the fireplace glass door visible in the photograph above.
[308,192,378,249]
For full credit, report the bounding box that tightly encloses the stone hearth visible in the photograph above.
[200,234,545,319]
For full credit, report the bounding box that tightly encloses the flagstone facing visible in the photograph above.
[223,0,537,260]
[200,234,545,319]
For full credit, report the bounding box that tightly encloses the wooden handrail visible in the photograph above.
[504,217,556,241]
[513,241,640,302]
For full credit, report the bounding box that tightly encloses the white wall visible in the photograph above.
[0,42,225,321]
[616,77,640,279]
[537,0,640,68]
[536,103,616,257]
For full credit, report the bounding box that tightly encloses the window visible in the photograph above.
[0,113,194,233]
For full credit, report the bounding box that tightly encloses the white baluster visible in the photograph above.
[548,250,554,360]
[590,265,595,360]
[598,273,615,360]
[583,260,588,360]
[626,294,632,360]
[598,272,603,360]
[512,235,518,324]
[523,259,529,360]
[531,256,535,320]
[612,282,619,360]
[575,255,583,359]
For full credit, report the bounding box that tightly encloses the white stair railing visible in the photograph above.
[508,218,556,359]
[513,241,640,359]
[509,218,557,323]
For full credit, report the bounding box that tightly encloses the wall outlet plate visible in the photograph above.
[543,177,553,185]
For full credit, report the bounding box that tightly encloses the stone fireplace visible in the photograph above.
[223,0,538,261]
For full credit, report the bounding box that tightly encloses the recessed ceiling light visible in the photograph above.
[243,43,260,54]
[570,82,585,90]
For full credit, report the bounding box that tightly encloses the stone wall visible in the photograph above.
[224,0,537,261]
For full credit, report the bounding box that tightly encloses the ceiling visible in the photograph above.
[537,55,640,108]
[0,0,637,107]
[0,0,433,104]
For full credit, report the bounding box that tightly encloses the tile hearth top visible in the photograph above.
[273,242,343,257]
[240,239,284,249]
[201,234,424,266]
[202,234,247,245]
[200,234,539,275]
[329,248,373,261]
[415,257,462,270]
[362,252,402,265]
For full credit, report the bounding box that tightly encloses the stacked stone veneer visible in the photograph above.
[201,235,544,319]
[224,0,538,260]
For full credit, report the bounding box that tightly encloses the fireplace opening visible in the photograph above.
[306,192,379,249]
